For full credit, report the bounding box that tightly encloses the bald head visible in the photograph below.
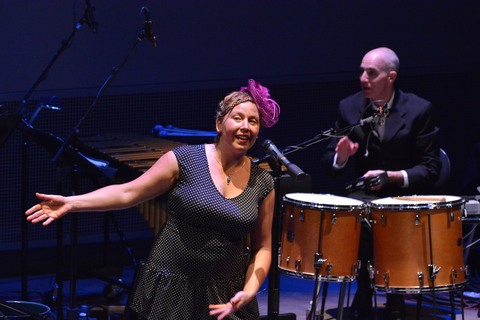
[364,47,400,73]
[359,47,399,101]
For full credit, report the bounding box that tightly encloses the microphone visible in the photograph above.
[360,100,388,126]
[363,101,388,157]
[262,139,306,181]
[85,0,98,33]
[143,8,157,48]
[376,103,389,127]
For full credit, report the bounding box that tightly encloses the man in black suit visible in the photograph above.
[322,47,441,320]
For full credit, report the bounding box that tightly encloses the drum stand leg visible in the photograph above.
[449,291,456,320]
[308,277,322,320]
[415,294,422,320]
[336,282,347,320]
[344,282,352,320]
[310,210,326,320]
[320,281,328,319]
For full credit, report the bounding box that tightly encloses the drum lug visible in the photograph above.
[417,272,424,288]
[450,210,455,222]
[299,209,305,221]
[367,261,374,280]
[326,263,333,275]
[381,213,385,226]
[415,213,420,226]
[428,263,441,281]
[353,260,360,276]
[314,252,327,269]
[287,231,295,241]
[462,208,467,219]
[383,272,390,292]
[332,213,337,224]
[357,213,363,223]
[287,208,295,241]
[452,269,458,288]
[295,259,301,273]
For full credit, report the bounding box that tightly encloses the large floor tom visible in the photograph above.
[369,195,466,293]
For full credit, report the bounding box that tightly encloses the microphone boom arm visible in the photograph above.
[253,113,378,165]
[53,23,145,165]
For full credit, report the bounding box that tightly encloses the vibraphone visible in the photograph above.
[79,132,272,234]
[79,132,187,234]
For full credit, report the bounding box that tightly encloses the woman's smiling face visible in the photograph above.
[216,101,260,152]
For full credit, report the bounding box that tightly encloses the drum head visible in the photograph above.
[284,193,364,211]
[369,195,464,210]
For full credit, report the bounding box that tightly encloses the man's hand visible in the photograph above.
[335,136,359,165]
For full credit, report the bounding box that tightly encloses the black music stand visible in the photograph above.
[10,2,99,311]
[21,125,117,319]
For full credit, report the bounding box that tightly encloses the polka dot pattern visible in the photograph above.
[130,144,273,319]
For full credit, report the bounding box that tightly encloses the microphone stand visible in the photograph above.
[266,156,285,320]
[13,6,97,311]
[49,25,153,320]
[257,113,379,320]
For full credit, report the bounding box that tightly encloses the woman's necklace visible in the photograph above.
[213,148,246,185]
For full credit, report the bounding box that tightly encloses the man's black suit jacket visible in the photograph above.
[322,89,441,197]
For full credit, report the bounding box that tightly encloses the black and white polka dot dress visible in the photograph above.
[130,144,273,319]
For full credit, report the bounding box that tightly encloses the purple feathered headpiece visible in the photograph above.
[240,79,280,128]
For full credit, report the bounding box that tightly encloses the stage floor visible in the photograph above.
[0,266,478,319]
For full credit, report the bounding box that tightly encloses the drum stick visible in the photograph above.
[393,196,447,202]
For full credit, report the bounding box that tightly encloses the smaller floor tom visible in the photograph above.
[279,193,364,282]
